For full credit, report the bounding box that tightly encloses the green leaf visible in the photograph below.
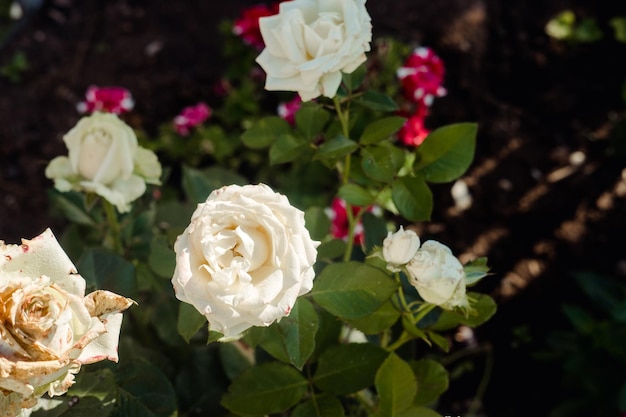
[312,261,399,319]
[177,302,207,343]
[545,10,575,40]
[241,116,291,149]
[574,272,622,313]
[375,353,417,417]
[342,63,367,91]
[221,362,308,415]
[182,165,247,204]
[47,189,97,226]
[361,143,406,183]
[77,248,136,296]
[610,17,626,43]
[314,135,359,162]
[314,343,388,394]
[148,235,176,279]
[562,304,594,333]
[116,358,178,417]
[360,116,407,145]
[361,211,389,254]
[411,359,450,406]
[337,183,374,206]
[305,207,332,241]
[396,406,442,417]
[431,293,497,331]
[269,133,308,165]
[354,90,399,112]
[391,176,433,221]
[251,298,319,369]
[317,239,347,261]
[219,343,254,381]
[573,17,603,43]
[463,257,490,286]
[414,123,477,183]
[296,102,330,140]
[348,300,401,335]
[292,394,345,417]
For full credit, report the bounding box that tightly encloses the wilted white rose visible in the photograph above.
[45,112,161,213]
[256,0,372,101]
[382,226,420,269]
[0,228,134,417]
[406,240,468,310]
[171,184,319,340]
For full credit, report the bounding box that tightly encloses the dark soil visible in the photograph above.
[2,0,626,416]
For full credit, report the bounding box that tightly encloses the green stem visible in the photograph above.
[103,199,123,255]
[411,303,436,326]
[466,344,494,417]
[385,330,412,352]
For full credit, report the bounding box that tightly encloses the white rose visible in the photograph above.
[45,112,162,213]
[171,184,320,340]
[256,0,372,101]
[405,240,468,310]
[0,228,134,416]
[382,226,420,269]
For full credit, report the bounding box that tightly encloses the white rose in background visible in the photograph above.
[382,226,420,270]
[45,112,162,213]
[406,240,468,310]
[171,184,319,340]
[256,0,372,101]
[0,228,134,417]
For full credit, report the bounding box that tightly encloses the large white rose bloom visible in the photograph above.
[45,112,161,213]
[405,240,468,310]
[171,184,320,340]
[0,229,134,417]
[256,0,372,101]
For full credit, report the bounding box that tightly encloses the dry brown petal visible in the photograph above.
[83,290,135,317]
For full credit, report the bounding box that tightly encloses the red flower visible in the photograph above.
[77,86,134,115]
[277,95,302,125]
[173,103,212,136]
[233,3,280,49]
[399,106,430,147]
[397,47,447,107]
[326,198,380,244]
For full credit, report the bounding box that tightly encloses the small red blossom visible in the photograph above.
[77,86,134,115]
[233,3,280,49]
[399,107,430,147]
[326,198,380,245]
[173,102,212,136]
[397,47,447,107]
[277,95,302,125]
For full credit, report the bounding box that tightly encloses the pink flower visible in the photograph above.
[397,47,447,107]
[77,86,134,114]
[326,198,380,245]
[399,107,430,147]
[173,102,212,136]
[233,3,280,49]
[277,95,302,125]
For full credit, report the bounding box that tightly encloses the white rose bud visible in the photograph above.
[171,184,320,340]
[45,112,162,213]
[256,0,372,101]
[0,229,134,416]
[406,240,468,310]
[382,226,420,269]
